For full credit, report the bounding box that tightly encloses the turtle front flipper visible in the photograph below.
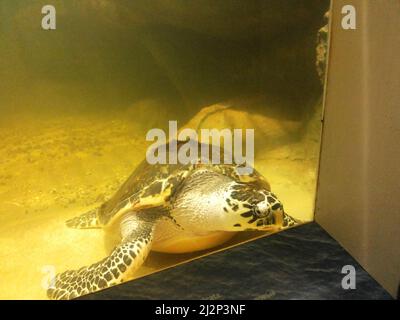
[48,215,156,300]
[65,209,100,229]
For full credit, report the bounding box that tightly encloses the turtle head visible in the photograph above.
[227,184,297,231]
[248,190,284,230]
[249,190,299,230]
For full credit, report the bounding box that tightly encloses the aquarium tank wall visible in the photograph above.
[0,0,330,299]
[315,0,400,298]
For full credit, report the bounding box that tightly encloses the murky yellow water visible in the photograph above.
[0,1,329,299]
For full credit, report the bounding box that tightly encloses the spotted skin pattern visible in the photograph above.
[47,218,154,300]
[66,209,100,229]
[97,162,193,227]
[223,183,297,229]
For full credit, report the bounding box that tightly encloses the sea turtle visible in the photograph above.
[47,140,298,300]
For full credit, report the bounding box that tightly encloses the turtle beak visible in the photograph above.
[272,210,283,226]
[257,212,279,231]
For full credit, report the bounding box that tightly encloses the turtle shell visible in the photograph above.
[97,161,189,226]
[96,140,270,226]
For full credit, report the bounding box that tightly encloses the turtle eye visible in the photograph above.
[253,207,262,217]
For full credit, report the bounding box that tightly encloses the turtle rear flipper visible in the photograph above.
[48,215,156,300]
[66,209,100,229]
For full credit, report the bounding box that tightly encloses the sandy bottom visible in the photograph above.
[0,105,321,299]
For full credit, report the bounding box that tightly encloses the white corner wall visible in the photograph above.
[316,0,400,298]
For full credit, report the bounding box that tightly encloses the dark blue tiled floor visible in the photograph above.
[82,222,392,300]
